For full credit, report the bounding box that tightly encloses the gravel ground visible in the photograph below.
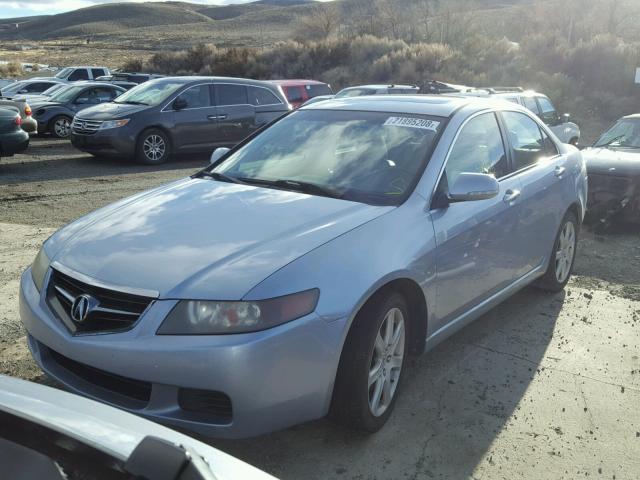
[1,137,639,479]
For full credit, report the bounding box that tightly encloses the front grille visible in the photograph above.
[71,117,103,135]
[178,388,233,424]
[48,347,151,406]
[46,268,154,335]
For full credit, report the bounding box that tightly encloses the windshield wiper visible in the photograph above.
[198,170,246,184]
[238,177,343,199]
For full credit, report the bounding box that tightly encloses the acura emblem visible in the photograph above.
[71,294,95,323]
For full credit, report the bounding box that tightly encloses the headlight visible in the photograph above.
[31,246,50,292]
[157,289,319,335]
[99,119,130,130]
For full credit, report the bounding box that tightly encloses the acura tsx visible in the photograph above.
[20,95,587,438]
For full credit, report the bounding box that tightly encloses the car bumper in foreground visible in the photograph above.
[19,268,345,438]
[1,129,29,156]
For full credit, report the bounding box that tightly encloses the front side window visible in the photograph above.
[522,96,540,115]
[594,119,640,149]
[502,111,547,170]
[68,69,89,81]
[249,86,281,106]
[537,96,558,125]
[25,82,52,93]
[211,110,444,205]
[444,112,508,187]
[74,87,114,104]
[216,84,248,106]
[91,68,106,79]
[175,84,211,109]
[114,79,184,106]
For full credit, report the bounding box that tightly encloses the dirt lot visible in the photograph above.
[1,137,639,479]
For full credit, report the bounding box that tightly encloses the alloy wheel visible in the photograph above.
[555,221,575,283]
[143,134,166,162]
[368,307,405,417]
[54,118,70,138]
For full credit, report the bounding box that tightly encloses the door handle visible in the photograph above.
[554,166,566,177]
[503,189,521,203]
[207,114,228,121]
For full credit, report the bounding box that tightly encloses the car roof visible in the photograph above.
[301,94,522,117]
[156,76,277,87]
[270,79,327,86]
[341,84,419,90]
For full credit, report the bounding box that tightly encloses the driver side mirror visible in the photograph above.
[448,172,500,203]
[210,147,230,164]
[561,113,571,123]
[173,97,188,111]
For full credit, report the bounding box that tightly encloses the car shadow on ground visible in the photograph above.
[0,138,210,185]
[210,287,565,480]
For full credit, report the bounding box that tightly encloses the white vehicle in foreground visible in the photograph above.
[0,375,276,480]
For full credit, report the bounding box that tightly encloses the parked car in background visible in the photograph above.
[0,78,65,99]
[22,95,586,438]
[95,72,164,84]
[0,107,29,161]
[31,82,125,138]
[270,79,332,108]
[0,375,277,480]
[0,98,37,133]
[70,76,290,164]
[582,114,640,226]
[453,87,581,145]
[53,66,111,82]
[302,84,420,106]
[11,82,70,104]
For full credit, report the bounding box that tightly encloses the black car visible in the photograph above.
[30,82,126,139]
[583,114,640,226]
[70,76,291,164]
[0,107,29,162]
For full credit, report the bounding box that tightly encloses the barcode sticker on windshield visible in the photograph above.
[384,117,440,131]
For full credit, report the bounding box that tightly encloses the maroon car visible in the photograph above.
[270,79,333,109]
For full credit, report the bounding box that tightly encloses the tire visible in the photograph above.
[136,128,170,165]
[331,292,410,432]
[49,115,72,139]
[536,210,579,292]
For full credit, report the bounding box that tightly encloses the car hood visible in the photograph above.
[76,101,150,119]
[0,375,276,480]
[29,100,62,110]
[583,147,640,176]
[48,178,392,299]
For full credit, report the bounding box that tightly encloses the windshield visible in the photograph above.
[211,110,444,205]
[594,119,640,149]
[113,78,184,106]
[41,83,68,96]
[55,67,73,79]
[49,85,85,103]
[1,81,25,94]
[336,88,377,98]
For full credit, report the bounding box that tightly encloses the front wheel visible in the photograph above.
[136,128,170,164]
[50,115,72,139]
[331,292,409,432]
[536,211,578,292]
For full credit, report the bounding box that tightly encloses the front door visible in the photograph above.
[431,112,524,328]
[171,83,218,151]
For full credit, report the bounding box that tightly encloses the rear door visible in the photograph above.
[170,83,219,151]
[499,110,568,273]
[431,111,523,327]
[213,83,257,145]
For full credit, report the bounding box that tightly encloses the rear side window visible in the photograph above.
[25,82,52,93]
[68,69,89,81]
[284,86,303,103]
[216,84,248,106]
[305,84,332,97]
[175,84,211,109]
[502,111,548,170]
[248,86,281,106]
[445,112,508,186]
[522,96,540,115]
[91,69,106,79]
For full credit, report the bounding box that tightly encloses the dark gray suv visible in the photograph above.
[70,77,290,164]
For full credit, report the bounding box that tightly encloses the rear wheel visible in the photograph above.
[136,128,170,164]
[536,211,578,292]
[50,115,72,139]
[331,292,409,432]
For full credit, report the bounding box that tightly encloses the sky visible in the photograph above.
[0,0,276,19]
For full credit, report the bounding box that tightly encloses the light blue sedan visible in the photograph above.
[20,95,587,438]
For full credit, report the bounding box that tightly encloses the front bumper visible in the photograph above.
[20,267,345,438]
[586,173,640,225]
[70,128,137,158]
[1,129,29,156]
